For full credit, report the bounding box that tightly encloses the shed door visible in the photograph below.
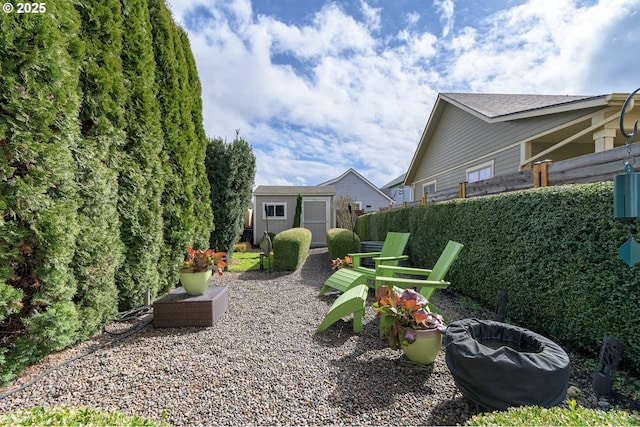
[302,197,330,247]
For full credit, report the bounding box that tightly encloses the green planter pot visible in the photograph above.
[179,269,213,296]
[401,328,443,365]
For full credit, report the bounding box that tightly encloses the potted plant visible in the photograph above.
[373,285,446,365]
[178,247,226,296]
[331,255,352,270]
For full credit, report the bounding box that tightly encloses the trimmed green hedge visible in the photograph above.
[326,228,361,259]
[273,228,312,271]
[0,0,221,384]
[356,182,640,372]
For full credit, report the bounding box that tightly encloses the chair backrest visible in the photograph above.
[427,240,464,281]
[380,232,410,258]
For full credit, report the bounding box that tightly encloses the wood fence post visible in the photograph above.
[533,160,552,187]
[458,182,467,199]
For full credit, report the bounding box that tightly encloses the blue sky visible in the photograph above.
[167,0,640,188]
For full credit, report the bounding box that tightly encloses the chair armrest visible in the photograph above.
[348,251,382,258]
[372,255,409,262]
[349,252,381,269]
[377,277,450,289]
[376,264,433,278]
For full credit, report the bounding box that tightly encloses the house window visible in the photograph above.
[263,203,287,219]
[466,161,494,183]
[423,181,436,195]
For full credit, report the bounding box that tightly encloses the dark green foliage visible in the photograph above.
[0,2,82,380]
[72,0,126,338]
[0,0,211,383]
[293,194,302,228]
[206,136,257,255]
[357,182,640,372]
[116,0,166,308]
[273,228,312,271]
[326,228,361,259]
[149,0,213,292]
[178,28,213,250]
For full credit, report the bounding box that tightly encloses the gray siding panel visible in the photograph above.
[415,104,598,194]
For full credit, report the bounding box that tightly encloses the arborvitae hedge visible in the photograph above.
[206,136,256,255]
[73,1,125,338]
[149,0,213,293]
[356,183,640,372]
[116,0,166,309]
[0,0,218,383]
[0,3,83,382]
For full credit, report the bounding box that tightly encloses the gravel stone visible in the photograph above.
[0,247,619,425]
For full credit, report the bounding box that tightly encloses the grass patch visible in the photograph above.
[465,400,640,426]
[227,251,273,272]
[0,406,168,426]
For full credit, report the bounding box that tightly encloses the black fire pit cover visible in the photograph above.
[444,318,570,411]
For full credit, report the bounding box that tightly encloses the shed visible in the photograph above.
[253,186,336,247]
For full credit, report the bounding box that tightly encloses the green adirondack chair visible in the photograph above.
[350,231,410,281]
[316,283,369,333]
[375,240,464,306]
[319,232,410,296]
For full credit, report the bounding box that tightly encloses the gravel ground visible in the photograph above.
[0,248,636,425]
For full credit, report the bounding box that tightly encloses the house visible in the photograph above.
[404,92,640,201]
[319,168,394,213]
[381,172,414,205]
[253,185,336,247]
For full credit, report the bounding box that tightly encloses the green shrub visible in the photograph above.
[326,228,361,259]
[273,228,312,271]
[0,406,168,426]
[356,182,640,372]
[465,402,640,426]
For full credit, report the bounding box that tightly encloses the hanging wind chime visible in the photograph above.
[614,88,640,266]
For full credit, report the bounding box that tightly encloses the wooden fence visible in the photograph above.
[385,143,640,210]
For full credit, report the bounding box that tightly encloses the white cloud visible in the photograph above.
[169,0,640,187]
[434,0,455,37]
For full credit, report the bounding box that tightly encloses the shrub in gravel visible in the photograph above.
[273,228,312,271]
[326,228,361,259]
[465,400,640,426]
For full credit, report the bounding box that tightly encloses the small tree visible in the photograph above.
[206,133,256,255]
[293,194,303,228]
[335,195,357,230]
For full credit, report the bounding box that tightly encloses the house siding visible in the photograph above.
[411,103,599,199]
[324,170,393,212]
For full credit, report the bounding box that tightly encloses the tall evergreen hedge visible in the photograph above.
[356,183,640,372]
[116,0,166,309]
[0,3,83,382]
[149,0,213,293]
[73,1,125,338]
[0,0,219,383]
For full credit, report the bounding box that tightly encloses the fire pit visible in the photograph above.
[444,318,570,411]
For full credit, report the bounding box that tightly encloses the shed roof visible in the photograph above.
[253,185,336,196]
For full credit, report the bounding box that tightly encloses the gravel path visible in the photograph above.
[0,248,525,425]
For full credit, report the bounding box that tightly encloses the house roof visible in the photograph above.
[440,93,608,121]
[319,168,394,202]
[405,92,632,185]
[381,172,407,189]
[253,185,335,196]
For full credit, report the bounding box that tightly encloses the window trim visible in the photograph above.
[466,160,494,183]
[422,180,437,195]
[262,202,287,220]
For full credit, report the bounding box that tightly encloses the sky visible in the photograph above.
[166,0,640,189]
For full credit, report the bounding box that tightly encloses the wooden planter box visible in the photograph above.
[153,286,229,328]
